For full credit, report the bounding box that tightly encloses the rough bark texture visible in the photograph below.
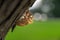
[0,0,35,40]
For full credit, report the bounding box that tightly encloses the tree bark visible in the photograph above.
[0,0,35,40]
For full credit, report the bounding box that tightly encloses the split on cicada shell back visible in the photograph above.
[16,10,33,26]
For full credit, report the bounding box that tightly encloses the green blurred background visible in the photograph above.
[5,19,60,40]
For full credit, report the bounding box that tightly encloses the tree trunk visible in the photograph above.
[0,0,35,40]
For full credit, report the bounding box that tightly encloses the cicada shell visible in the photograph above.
[16,10,33,26]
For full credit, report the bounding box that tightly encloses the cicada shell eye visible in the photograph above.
[19,16,24,20]
[21,16,24,19]
[30,15,33,18]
